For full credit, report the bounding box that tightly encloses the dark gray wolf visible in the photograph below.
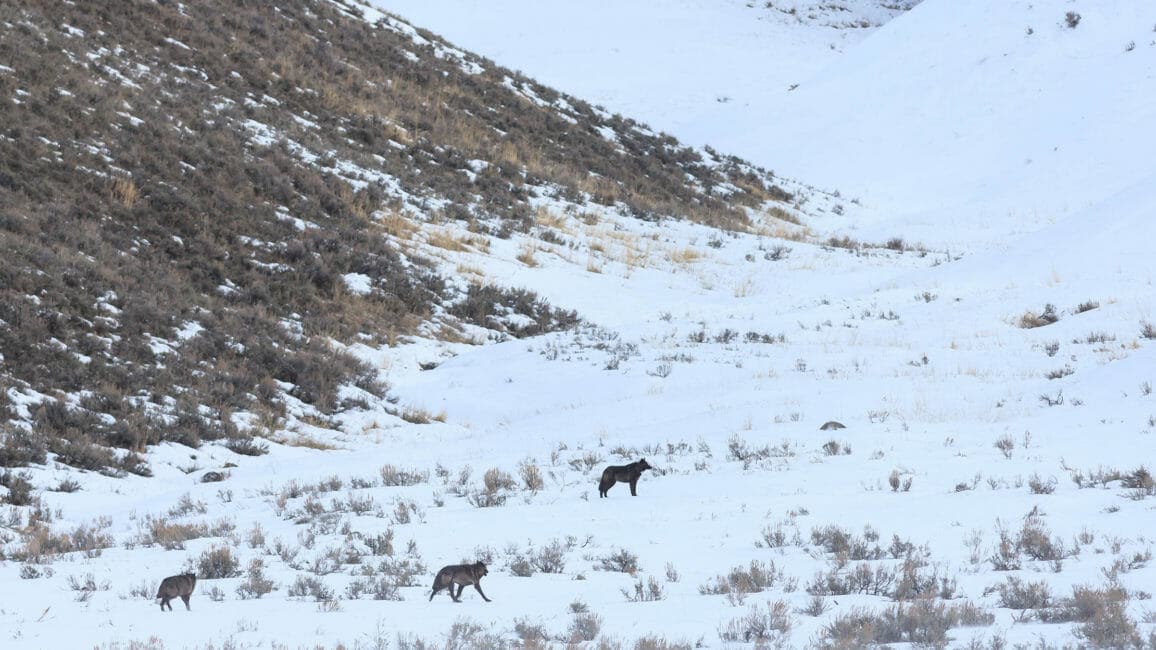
[156,573,196,611]
[429,562,491,602]
[598,458,653,497]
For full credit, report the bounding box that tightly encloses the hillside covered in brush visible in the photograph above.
[0,0,794,474]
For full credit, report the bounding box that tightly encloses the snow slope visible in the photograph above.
[723,0,1156,241]
[375,0,914,154]
[378,0,1156,250]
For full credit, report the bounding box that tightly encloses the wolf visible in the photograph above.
[429,562,491,602]
[598,458,653,497]
[155,573,196,611]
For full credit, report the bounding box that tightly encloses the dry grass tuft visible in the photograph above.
[399,406,447,424]
[109,176,140,208]
[426,229,470,252]
[1018,304,1060,329]
[667,247,704,265]
[766,205,800,225]
[516,243,539,267]
[264,432,341,451]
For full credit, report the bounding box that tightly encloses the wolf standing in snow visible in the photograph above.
[429,562,492,602]
[155,573,196,611]
[598,458,653,497]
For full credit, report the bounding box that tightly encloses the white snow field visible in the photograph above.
[4,0,1156,648]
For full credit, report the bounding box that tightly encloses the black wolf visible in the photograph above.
[156,573,196,611]
[429,562,491,602]
[598,458,653,497]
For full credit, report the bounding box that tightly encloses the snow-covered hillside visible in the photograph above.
[377,0,919,160]
[4,0,1156,649]
[723,0,1156,246]
[379,0,1156,249]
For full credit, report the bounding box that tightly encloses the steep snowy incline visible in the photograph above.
[374,0,915,151]
[376,0,1155,251]
[705,0,1156,242]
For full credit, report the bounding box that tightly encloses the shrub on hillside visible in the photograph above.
[224,436,269,457]
[809,524,886,561]
[1018,304,1059,328]
[994,576,1052,611]
[1141,320,1156,340]
[0,426,47,467]
[236,559,276,599]
[467,467,518,508]
[1074,300,1099,314]
[700,560,784,596]
[287,574,334,602]
[136,517,210,550]
[450,283,580,337]
[0,470,36,506]
[567,611,603,643]
[598,548,641,574]
[379,464,429,486]
[719,601,793,644]
[195,545,241,579]
[623,575,666,602]
[518,459,545,491]
[820,599,991,647]
[13,518,114,563]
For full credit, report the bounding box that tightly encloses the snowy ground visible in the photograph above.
[4,184,1154,647]
[4,0,1156,648]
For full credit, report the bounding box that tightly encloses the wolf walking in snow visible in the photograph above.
[429,562,491,602]
[598,458,653,497]
[155,573,196,611]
